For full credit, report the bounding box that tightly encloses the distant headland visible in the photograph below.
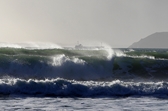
[129,32,168,48]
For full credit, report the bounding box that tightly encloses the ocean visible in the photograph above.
[0,44,168,110]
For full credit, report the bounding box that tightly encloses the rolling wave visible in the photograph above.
[0,78,168,97]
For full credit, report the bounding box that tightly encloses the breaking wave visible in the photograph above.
[0,47,167,81]
[0,46,114,80]
[0,45,168,97]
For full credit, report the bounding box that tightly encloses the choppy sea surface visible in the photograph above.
[1,96,168,111]
[0,43,168,110]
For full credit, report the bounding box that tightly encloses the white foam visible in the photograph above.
[127,55,155,59]
[51,54,85,66]
[112,49,156,60]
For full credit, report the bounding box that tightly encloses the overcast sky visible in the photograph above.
[0,0,168,48]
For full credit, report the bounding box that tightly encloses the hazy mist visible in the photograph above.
[0,0,168,47]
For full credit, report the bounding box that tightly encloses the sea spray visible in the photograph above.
[19,42,63,49]
[0,42,63,49]
[0,42,22,48]
[113,49,126,57]
[101,44,114,60]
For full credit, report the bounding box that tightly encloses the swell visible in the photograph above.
[112,56,168,80]
[112,48,168,80]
